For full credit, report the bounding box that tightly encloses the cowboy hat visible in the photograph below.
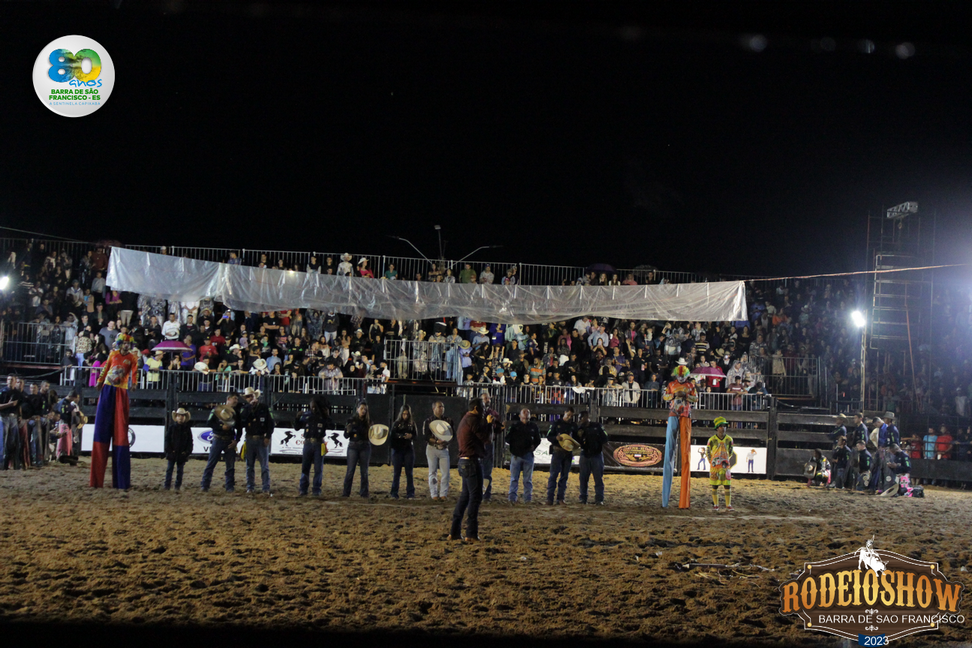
[368,424,390,445]
[429,419,453,442]
[193,362,210,374]
[171,407,190,422]
[459,340,471,349]
[243,386,262,399]
[557,433,582,453]
[676,358,688,366]
[252,358,268,372]
[341,253,352,261]
[229,344,241,351]
[214,404,235,422]
[884,411,896,420]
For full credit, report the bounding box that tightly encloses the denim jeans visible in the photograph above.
[390,447,415,498]
[578,453,605,503]
[426,445,450,497]
[245,437,271,493]
[299,439,324,495]
[4,416,23,470]
[508,452,535,502]
[28,419,48,466]
[546,449,573,503]
[450,458,483,539]
[0,417,5,469]
[343,441,371,497]
[482,442,494,500]
[165,459,186,490]
[200,435,236,491]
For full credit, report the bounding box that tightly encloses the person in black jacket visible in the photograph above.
[343,401,371,498]
[241,387,275,494]
[575,410,609,505]
[546,407,578,505]
[829,436,850,490]
[888,443,916,497]
[295,396,333,496]
[505,407,541,503]
[164,408,194,490]
[389,404,417,499]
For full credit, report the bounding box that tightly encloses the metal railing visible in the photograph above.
[2,237,777,287]
[58,367,369,396]
[385,339,463,384]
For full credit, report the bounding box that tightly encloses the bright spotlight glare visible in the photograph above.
[851,310,866,328]
[0,276,9,290]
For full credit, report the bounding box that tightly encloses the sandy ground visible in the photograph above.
[0,458,970,647]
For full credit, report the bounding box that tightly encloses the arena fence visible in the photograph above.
[0,370,966,483]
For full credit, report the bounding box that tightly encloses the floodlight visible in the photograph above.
[851,310,866,328]
[0,276,8,290]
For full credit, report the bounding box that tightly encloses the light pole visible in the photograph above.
[851,310,867,410]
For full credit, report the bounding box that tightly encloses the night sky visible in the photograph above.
[5,1,972,280]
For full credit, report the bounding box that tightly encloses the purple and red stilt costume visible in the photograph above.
[89,384,131,489]
[89,342,138,489]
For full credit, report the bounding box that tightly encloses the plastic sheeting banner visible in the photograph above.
[107,248,747,325]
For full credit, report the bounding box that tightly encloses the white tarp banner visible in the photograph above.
[107,248,747,325]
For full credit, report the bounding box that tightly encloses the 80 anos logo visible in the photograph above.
[33,35,115,117]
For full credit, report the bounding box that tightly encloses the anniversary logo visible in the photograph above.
[779,536,964,644]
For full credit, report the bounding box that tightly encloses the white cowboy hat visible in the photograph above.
[676,358,688,366]
[252,358,268,372]
[368,424,389,445]
[357,257,369,265]
[229,344,241,351]
[429,419,453,442]
[557,434,582,453]
[341,253,352,261]
[459,340,471,349]
[214,404,235,422]
[193,362,210,374]
[171,407,190,422]
[243,386,262,399]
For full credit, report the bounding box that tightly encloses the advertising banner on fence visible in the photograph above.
[599,441,767,475]
[82,425,351,458]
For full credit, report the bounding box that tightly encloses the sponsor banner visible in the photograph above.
[601,442,767,474]
[270,429,348,458]
[533,439,580,467]
[690,444,767,475]
[780,536,965,643]
[606,442,664,468]
[81,425,351,458]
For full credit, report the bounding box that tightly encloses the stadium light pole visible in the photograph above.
[851,310,867,410]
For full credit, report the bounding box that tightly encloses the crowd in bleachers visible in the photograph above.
[1,241,970,436]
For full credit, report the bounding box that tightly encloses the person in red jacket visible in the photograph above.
[448,398,491,543]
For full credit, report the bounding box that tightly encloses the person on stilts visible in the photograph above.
[90,333,138,489]
[662,358,697,508]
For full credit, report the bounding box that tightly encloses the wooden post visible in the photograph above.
[766,397,779,479]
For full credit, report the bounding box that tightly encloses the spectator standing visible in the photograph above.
[448,398,491,543]
[342,401,372,498]
[389,404,417,499]
[505,407,540,503]
[574,410,608,505]
[164,408,194,490]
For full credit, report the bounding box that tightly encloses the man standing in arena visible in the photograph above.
[575,410,608,505]
[506,407,541,503]
[424,402,454,500]
[448,398,491,543]
[479,390,504,502]
[546,406,578,505]
[241,387,275,494]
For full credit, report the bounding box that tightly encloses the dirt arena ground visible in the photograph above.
[1,458,970,647]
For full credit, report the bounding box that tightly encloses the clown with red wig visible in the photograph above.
[90,332,139,489]
[662,359,698,508]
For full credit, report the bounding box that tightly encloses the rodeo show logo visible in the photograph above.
[779,536,964,644]
[32,35,115,117]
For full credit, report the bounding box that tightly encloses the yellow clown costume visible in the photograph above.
[706,416,733,510]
